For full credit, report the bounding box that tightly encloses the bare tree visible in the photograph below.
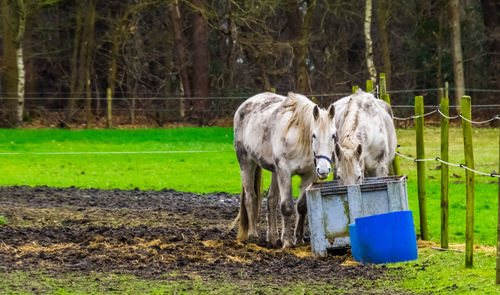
[107,0,161,116]
[481,0,500,90]
[1,0,26,127]
[377,0,391,89]
[449,0,465,110]
[168,0,191,120]
[192,0,210,123]
[68,0,96,125]
[284,0,315,93]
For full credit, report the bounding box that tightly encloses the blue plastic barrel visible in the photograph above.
[348,223,361,262]
[355,211,418,264]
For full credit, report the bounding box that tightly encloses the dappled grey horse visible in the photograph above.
[234,92,336,248]
[332,90,396,185]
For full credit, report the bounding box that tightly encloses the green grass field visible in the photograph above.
[0,127,500,294]
[0,127,498,245]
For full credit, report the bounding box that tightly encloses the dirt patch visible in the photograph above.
[0,186,391,286]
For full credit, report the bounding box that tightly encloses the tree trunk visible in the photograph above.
[285,0,314,94]
[377,0,391,89]
[69,0,96,125]
[449,0,465,111]
[15,0,26,125]
[191,0,210,124]
[168,0,191,121]
[69,2,83,119]
[436,5,445,97]
[364,0,377,84]
[85,0,96,127]
[15,46,25,125]
[1,0,26,127]
[107,1,161,117]
[481,0,500,89]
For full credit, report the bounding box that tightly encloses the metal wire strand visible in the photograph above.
[437,109,461,120]
[395,152,500,178]
[393,109,438,121]
[459,114,500,125]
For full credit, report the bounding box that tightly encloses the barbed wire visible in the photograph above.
[395,151,500,178]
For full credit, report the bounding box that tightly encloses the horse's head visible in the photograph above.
[334,143,364,185]
[311,104,336,180]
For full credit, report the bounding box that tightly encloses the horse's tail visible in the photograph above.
[235,187,248,240]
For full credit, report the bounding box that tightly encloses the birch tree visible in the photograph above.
[364,0,376,84]
[1,0,26,127]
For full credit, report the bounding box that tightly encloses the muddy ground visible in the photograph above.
[0,186,399,291]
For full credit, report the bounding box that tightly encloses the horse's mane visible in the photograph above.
[338,91,363,149]
[281,92,315,154]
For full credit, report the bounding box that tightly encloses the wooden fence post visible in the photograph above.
[379,73,401,175]
[379,73,387,98]
[106,88,112,129]
[366,80,373,93]
[497,122,500,283]
[462,95,474,268]
[445,82,449,102]
[440,95,449,249]
[415,95,429,240]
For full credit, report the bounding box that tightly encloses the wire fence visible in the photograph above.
[394,108,500,178]
[4,88,500,180]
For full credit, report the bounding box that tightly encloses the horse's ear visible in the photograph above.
[328,104,335,119]
[355,144,363,159]
[335,143,342,160]
[313,105,319,121]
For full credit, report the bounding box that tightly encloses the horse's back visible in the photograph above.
[335,91,396,165]
[234,92,285,128]
[234,93,287,171]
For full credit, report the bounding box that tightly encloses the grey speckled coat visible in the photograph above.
[233,92,336,248]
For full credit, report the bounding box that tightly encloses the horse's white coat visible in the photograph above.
[234,92,336,248]
[333,90,396,185]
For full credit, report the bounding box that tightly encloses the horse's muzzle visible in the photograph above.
[316,167,331,180]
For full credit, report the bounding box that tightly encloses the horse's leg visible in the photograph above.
[294,172,316,245]
[377,163,389,177]
[266,172,279,246]
[239,162,260,241]
[276,170,294,248]
[366,163,388,178]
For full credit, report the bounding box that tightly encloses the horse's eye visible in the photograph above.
[312,134,316,139]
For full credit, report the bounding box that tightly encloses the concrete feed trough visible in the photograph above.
[305,175,409,257]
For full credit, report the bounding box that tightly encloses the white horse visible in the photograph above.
[234,92,336,248]
[332,90,396,185]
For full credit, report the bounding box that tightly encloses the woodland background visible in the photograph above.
[0,0,499,127]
